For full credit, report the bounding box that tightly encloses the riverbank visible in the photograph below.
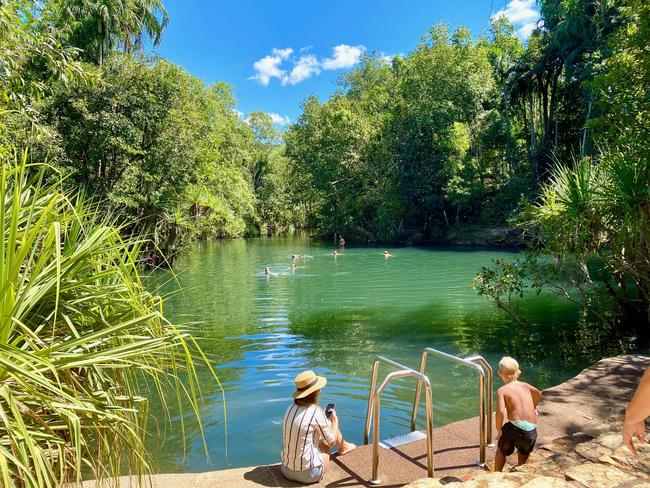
[77,354,648,487]
[312,224,526,249]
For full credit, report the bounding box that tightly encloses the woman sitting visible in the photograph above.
[281,370,356,484]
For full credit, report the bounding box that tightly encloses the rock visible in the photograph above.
[575,441,614,462]
[594,432,625,450]
[608,444,650,476]
[613,480,650,487]
[439,476,464,484]
[574,425,615,439]
[519,477,575,487]
[565,463,638,487]
[451,472,537,487]
[445,225,525,249]
[541,434,593,454]
[512,453,580,478]
[403,478,444,488]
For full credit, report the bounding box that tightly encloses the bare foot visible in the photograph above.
[338,442,357,456]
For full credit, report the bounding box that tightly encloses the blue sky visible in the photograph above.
[153,0,539,126]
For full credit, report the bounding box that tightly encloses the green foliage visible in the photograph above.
[284,6,648,334]
[0,1,85,106]
[38,55,298,264]
[286,30,503,242]
[476,0,649,331]
[477,146,649,329]
[51,0,169,65]
[0,152,220,487]
[1,0,301,267]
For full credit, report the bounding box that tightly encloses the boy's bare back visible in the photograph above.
[498,381,541,423]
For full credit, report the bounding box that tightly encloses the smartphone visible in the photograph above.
[325,403,335,419]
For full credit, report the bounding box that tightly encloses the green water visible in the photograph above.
[146,235,591,472]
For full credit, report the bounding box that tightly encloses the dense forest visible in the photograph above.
[284,0,649,333]
[1,0,648,322]
[1,0,648,326]
[1,0,298,267]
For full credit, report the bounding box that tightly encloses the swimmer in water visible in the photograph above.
[332,250,339,257]
[383,251,393,258]
[264,266,272,275]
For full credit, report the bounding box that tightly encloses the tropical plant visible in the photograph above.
[476,146,650,330]
[0,151,220,487]
[51,0,169,65]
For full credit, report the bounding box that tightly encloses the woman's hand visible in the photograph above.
[623,416,646,457]
[622,367,650,457]
[328,408,338,427]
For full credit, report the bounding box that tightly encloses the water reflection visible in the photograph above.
[144,236,618,473]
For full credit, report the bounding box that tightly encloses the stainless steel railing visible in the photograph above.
[465,355,494,447]
[364,356,434,485]
[409,348,493,466]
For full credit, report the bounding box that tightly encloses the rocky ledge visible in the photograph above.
[406,420,650,488]
[445,225,525,249]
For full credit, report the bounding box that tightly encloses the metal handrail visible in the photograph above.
[364,356,414,445]
[409,348,490,466]
[366,363,434,485]
[465,355,494,446]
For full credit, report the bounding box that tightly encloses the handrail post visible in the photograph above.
[369,369,434,485]
[411,348,488,467]
[424,381,434,477]
[466,355,493,446]
[364,360,381,445]
[370,390,381,485]
[478,373,486,465]
[410,350,427,431]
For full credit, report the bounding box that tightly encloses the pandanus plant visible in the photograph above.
[0,151,220,487]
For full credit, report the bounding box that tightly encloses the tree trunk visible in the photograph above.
[550,68,560,150]
[503,90,515,175]
[580,97,593,158]
[528,92,537,181]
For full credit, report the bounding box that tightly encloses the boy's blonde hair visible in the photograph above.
[499,356,520,378]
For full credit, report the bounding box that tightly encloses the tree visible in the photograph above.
[51,0,169,65]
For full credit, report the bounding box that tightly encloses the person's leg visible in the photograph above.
[495,448,506,472]
[514,429,536,466]
[331,422,356,455]
[496,427,514,472]
[516,451,530,466]
[321,424,355,461]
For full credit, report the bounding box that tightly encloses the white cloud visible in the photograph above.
[517,21,538,38]
[380,52,395,65]
[268,113,291,125]
[251,44,367,86]
[283,55,321,85]
[322,44,366,70]
[493,0,540,39]
[272,48,293,60]
[249,47,293,86]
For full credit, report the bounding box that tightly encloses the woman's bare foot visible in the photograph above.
[338,442,357,456]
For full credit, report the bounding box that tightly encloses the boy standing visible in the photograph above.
[495,357,542,471]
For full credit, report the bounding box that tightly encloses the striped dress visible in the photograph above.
[281,403,336,471]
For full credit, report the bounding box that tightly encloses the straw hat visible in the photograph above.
[293,370,327,399]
